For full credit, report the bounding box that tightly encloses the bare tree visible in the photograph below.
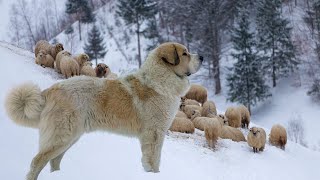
[287,115,307,147]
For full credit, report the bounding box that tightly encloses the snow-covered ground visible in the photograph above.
[1,42,320,180]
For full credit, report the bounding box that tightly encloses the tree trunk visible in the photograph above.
[95,57,98,66]
[272,38,276,87]
[78,20,82,41]
[213,24,221,94]
[136,15,142,68]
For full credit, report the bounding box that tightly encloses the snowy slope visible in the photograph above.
[1,43,320,180]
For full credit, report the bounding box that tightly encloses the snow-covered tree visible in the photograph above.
[116,0,157,67]
[66,0,95,41]
[256,0,298,87]
[228,9,270,113]
[84,24,107,66]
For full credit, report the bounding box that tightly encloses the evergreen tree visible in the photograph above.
[256,0,298,87]
[116,0,157,67]
[84,24,107,66]
[66,0,95,41]
[227,9,270,113]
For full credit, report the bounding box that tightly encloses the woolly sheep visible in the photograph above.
[238,105,250,128]
[205,117,223,148]
[180,97,200,106]
[220,126,246,142]
[225,107,241,128]
[184,84,208,105]
[180,103,202,119]
[34,40,64,59]
[105,66,118,80]
[201,100,217,117]
[169,117,195,134]
[55,50,72,73]
[269,124,287,150]
[35,50,54,68]
[175,110,188,118]
[190,110,221,131]
[80,61,96,77]
[74,53,90,69]
[60,56,80,79]
[247,127,266,153]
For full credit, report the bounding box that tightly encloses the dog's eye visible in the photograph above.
[182,52,187,56]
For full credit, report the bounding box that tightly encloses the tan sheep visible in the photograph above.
[218,114,228,125]
[184,84,208,105]
[55,50,72,73]
[60,56,80,79]
[169,117,195,134]
[220,126,246,142]
[180,97,200,106]
[205,117,223,148]
[34,40,64,59]
[175,110,188,118]
[80,61,96,77]
[201,100,217,117]
[95,63,108,78]
[247,127,266,153]
[269,124,287,150]
[180,103,202,119]
[74,53,90,69]
[225,107,241,128]
[35,50,54,68]
[238,105,250,128]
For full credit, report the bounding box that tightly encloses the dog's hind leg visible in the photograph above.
[50,138,79,172]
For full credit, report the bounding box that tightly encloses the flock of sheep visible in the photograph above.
[32,40,287,153]
[34,40,117,79]
[171,84,288,153]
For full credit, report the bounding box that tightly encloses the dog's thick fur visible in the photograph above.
[5,42,202,180]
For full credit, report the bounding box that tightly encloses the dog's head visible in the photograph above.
[55,43,64,53]
[155,42,203,78]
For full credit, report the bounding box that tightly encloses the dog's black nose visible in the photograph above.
[199,56,204,62]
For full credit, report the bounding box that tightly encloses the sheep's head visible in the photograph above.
[37,50,46,59]
[179,101,186,111]
[62,51,71,57]
[83,61,93,67]
[55,43,64,53]
[191,110,201,120]
[95,63,109,78]
[218,114,228,125]
[249,127,261,137]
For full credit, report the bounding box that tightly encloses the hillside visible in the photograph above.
[0,43,320,180]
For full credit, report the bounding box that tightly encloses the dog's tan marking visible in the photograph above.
[127,75,158,101]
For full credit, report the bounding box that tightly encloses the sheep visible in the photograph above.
[105,66,118,80]
[225,107,241,128]
[180,102,202,119]
[238,105,250,128]
[247,127,266,153]
[269,124,287,150]
[205,117,223,148]
[201,100,217,117]
[180,97,200,106]
[35,50,54,68]
[184,84,208,105]
[74,53,90,69]
[80,61,96,77]
[169,117,195,134]
[60,56,80,79]
[55,50,72,73]
[220,126,246,142]
[95,63,108,78]
[175,110,188,118]
[34,40,64,59]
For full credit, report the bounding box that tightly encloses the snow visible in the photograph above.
[0,42,320,180]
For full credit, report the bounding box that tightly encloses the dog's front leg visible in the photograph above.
[139,129,165,173]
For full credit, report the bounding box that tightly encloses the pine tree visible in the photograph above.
[84,24,107,66]
[227,9,271,113]
[116,0,157,67]
[66,0,95,41]
[256,0,298,87]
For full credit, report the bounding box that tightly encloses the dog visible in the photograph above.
[5,42,203,180]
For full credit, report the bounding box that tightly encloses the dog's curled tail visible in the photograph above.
[5,83,44,128]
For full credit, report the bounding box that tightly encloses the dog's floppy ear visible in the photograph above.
[158,44,180,66]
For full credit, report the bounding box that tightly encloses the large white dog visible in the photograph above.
[5,42,203,180]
